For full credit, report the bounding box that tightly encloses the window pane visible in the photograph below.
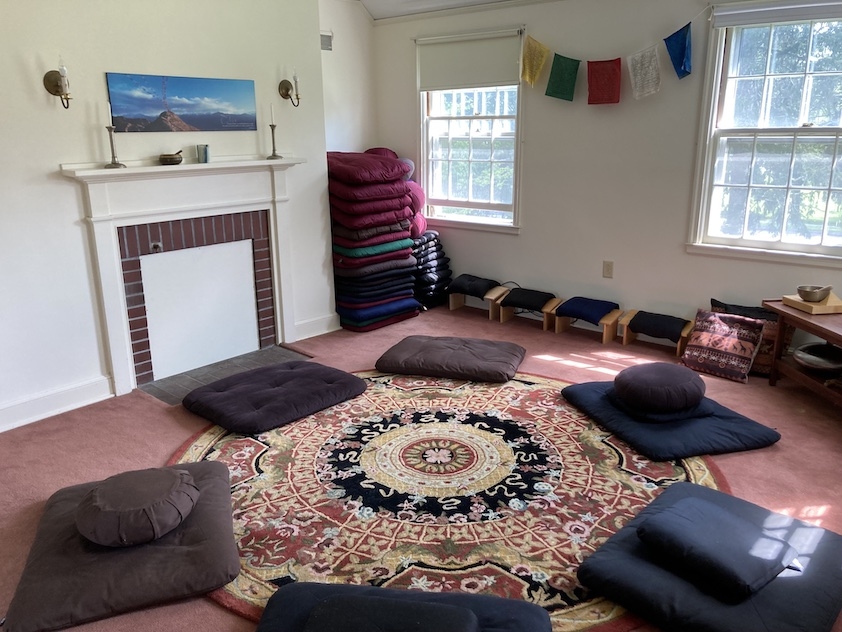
[430,160,449,199]
[492,163,513,204]
[471,135,491,161]
[451,160,469,199]
[451,121,470,159]
[827,192,842,246]
[724,78,764,127]
[784,190,827,244]
[769,24,809,74]
[470,162,491,201]
[429,120,449,159]
[752,139,793,186]
[792,138,834,188]
[492,134,515,162]
[807,76,842,127]
[768,76,804,127]
[714,138,753,185]
[810,22,842,72]
[747,188,786,241]
[709,186,748,237]
[733,27,769,76]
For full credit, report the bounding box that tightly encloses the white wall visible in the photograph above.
[0,0,334,430]
[371,0,841,326]
[319,0,378,151]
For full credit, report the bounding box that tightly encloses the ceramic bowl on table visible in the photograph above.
[797,285,832,302]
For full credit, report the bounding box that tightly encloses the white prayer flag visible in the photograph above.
[628,45,661,100]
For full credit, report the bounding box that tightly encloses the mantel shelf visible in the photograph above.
[61,156,306,184]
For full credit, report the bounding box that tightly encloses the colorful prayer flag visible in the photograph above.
[545,54,580,101]
[664,22,692,79]
[522,35,551,87]
[587,58,621,104]
[628,45,661,100]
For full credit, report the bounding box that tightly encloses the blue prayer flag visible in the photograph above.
[664,22,692,79]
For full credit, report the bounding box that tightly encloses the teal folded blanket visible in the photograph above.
[333,238,414,258]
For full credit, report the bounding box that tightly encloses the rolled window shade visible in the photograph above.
[417,28,522,91]
[712,0,842,28]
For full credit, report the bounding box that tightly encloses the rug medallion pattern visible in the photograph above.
[170,372,722,631]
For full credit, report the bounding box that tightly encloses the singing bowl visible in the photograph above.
[159,153,183,165]
[797,285,832,302]
[792,343,842,372]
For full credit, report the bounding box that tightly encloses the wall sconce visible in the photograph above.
[278,70,300,107]
[43,59,71,109]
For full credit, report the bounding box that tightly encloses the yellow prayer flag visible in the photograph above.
[522,35,551,87]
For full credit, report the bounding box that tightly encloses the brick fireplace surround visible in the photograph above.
[64,158,304,395]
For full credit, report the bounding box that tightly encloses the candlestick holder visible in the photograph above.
[267,123,282,160]
[104,125,126,169]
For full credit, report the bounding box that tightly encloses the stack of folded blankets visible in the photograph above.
[328,149,423,332]
[412,230,451,308]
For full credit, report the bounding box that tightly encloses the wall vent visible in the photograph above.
[320,31,333,51]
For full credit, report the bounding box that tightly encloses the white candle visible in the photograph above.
[107,102,113,126]
[271,103,275,125]
[293,68,299,96]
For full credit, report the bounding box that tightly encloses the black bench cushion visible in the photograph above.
[577,482,842,632]
[3,461,240,632]
[182,361,367,434]
[446,273,501,299]
[256,582,552,632]
[375,335,526,382]
[561,381,780,461]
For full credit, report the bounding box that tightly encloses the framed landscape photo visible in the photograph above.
[106,72,257,132]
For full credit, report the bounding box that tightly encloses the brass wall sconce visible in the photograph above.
[43,61,71,109]
[278,71,300,107]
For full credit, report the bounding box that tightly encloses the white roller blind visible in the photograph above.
[417,28,522,91]
[712,0,842,27]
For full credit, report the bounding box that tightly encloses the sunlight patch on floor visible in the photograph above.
[771,504,830,527]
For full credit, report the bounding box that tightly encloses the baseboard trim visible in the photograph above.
[0,376,114,434]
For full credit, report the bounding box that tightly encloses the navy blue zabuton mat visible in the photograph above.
[577,482,842,632]
[561,381,780,461]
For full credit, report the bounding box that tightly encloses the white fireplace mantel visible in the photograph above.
[63,156,306,396]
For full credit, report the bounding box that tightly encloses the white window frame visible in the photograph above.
[416,29,524,234]
[690,1,842,268]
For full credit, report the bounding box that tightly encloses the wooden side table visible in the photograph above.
[761,299,842,407]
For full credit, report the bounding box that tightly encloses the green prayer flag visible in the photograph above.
[545,54,580,102]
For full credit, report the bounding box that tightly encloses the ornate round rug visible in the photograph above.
[170,372,726,631]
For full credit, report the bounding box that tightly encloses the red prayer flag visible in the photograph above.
[587,58,622,105]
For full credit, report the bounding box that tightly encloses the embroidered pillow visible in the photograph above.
[681,309,764,383]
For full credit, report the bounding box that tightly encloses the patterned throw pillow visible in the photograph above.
[681,309,765,383]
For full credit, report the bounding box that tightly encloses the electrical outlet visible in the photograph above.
[602,260,614,279]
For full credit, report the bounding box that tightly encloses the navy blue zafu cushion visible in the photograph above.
[183,361,367,434]
[256,582,552,632]
[555,296,619,326]
[613,363,706,414]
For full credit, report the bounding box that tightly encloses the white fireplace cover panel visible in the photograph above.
[141,240,259,380]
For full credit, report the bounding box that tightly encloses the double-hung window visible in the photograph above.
[693,1,842,262]
[417,29,523,229]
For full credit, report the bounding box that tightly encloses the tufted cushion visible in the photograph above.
[556,296,619,326]
[182,361,367,434]
[501,287,556,312]
[446,274,501,299]
[613,363,706,414]
[75,468,200,547]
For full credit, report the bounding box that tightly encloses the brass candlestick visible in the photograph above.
[267,123,282,160]
[104,125,126,169]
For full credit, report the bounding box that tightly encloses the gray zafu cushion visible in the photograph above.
[182,361,367,434]
[3,461,240,632]
[375,335,526,382]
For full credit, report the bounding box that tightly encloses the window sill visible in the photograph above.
[426,217,521,235]
[686,242,842,270]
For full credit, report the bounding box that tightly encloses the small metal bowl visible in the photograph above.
[797,285,832,302]
[792,343,842,373]
[159,153,183,166]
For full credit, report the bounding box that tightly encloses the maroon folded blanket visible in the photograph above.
[327,152,411,185]
[333,248,413,269]
[407,180,426,214]
[330,178,411,202]
[330,194,413,215]
[331,206,415,230]
[331,220,410,242]
[331,230,412,249]
[332,255,418,278]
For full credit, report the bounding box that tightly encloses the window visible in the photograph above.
[424,86,518,226]
[416,29,522,229]
[694,3,842,261]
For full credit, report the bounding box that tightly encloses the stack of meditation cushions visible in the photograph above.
[413,230,451,308]
[328,149,422,331]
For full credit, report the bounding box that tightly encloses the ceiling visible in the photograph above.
[358,0,529,21]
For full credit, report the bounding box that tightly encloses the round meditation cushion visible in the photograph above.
[75,467,200,547]
[613,363,705,413]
